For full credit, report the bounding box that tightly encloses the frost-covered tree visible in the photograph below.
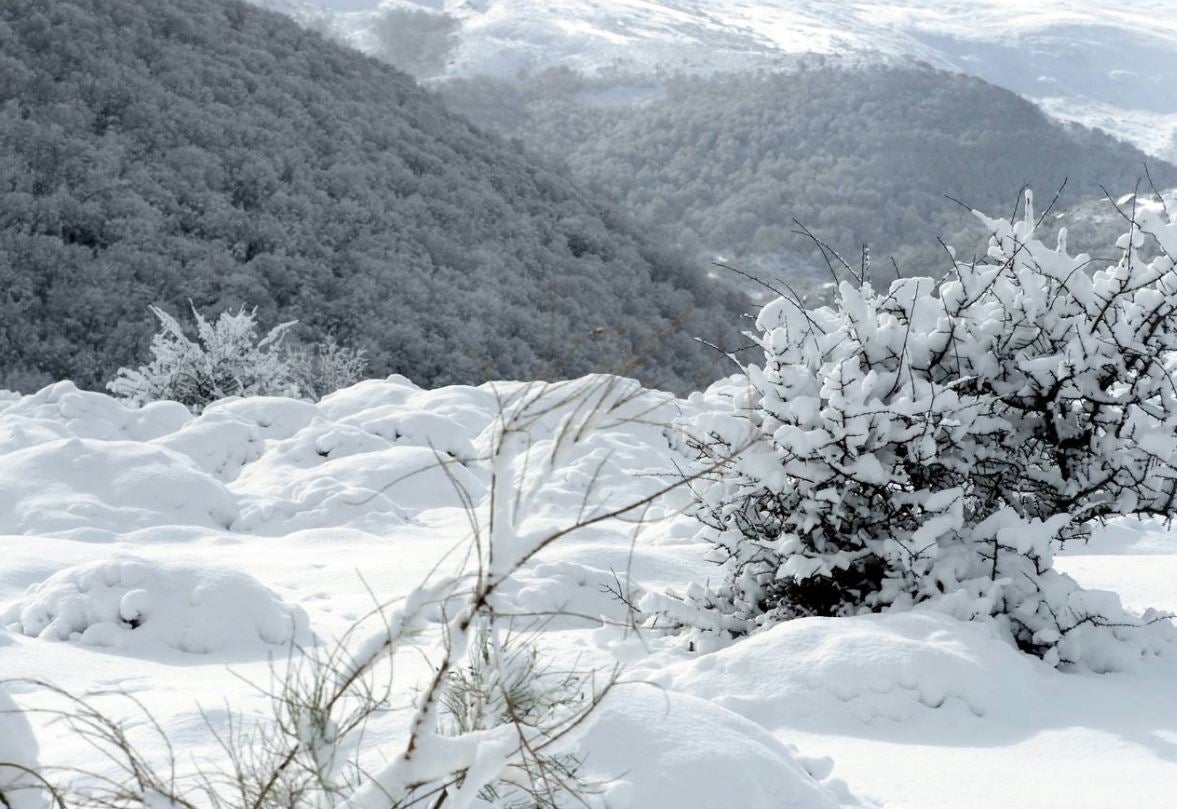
[686,191,1177,670]
[108,305,298,411]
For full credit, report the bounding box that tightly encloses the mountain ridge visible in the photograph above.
[274,0,1177,161]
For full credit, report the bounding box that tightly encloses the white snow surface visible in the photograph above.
[3,557,311,656]
[0,651,44,809]
[2,374,1177,807]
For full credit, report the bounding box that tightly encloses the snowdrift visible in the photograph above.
[0,637,43,809]
[1,375,1175,808]
[667,612,1042,726]
[579,686,859,809]
[4,557,310,656]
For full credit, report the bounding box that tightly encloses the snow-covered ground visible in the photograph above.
[2,375,1177,807]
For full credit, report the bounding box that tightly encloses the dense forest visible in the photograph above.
[0,0,743,393]
[443,65,1177,287]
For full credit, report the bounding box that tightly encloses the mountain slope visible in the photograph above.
[441,66,1177,290]
[286,0,1177,161]
[0,0,740,393]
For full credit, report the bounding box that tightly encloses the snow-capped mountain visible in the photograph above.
[266,0,1177,160]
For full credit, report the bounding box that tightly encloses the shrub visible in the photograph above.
[108,306,369,410]
[439,624,598,807]
[289,336,368,402]
[108,305,299,411]
[686,191,1177,670]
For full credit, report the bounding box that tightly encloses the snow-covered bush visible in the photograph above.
[686,192,1177,669]
[108,305,299,411]
[289,336,368,402]
[108,306,368,410]
[439,625,596,807]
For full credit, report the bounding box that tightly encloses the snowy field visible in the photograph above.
[2,375,1177,808]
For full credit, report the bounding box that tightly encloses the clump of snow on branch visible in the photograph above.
[684,191,1177,670]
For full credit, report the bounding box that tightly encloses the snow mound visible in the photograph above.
[316,375,420,417]
[325,380,495,461]
[0,416,73,455]
[0,375,683,536]
[579,685,862,809]
[497,559,642,629]
[669,612,1042,727]
[152,410,265,481]
[203,396,319,441]
[0,381,189,442]
[0,439,238,536]
[233,442,485,532]
[2,557,310,656]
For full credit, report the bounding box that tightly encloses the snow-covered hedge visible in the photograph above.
[687,192,1177,670]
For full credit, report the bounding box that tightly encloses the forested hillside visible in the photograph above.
[0,0,741,393]
[443,66,1177,288]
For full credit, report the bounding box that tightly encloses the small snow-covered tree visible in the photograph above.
[687,191,1177,669]
[108,305,298,410]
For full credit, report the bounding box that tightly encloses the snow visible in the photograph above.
[1,375,1176,807]
[665,612,1041,725]
[577,685,861,809]
[3,557,311,656]
[0,438,239,536]
[0,655,44,809]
